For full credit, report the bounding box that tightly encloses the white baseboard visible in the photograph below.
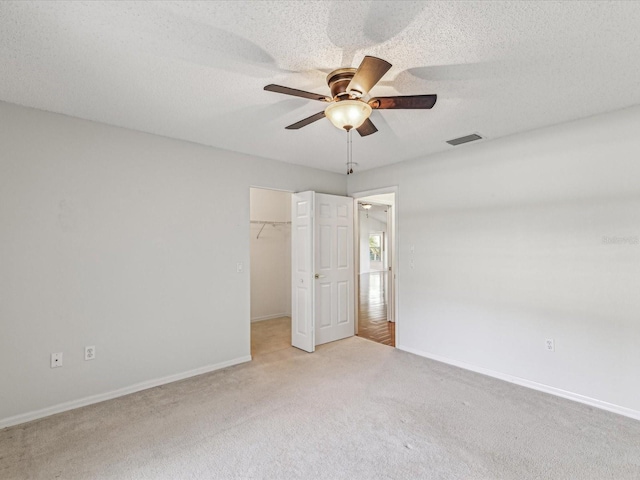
[251,313,291,323]
[397,345,640,422]
[0,355,252,430]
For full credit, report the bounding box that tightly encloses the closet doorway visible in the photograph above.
[249,187,292,357]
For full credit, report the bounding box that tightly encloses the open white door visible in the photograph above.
[386,207,395,322]
[291,191,355,352]
[291,191,315,352]
[314,193,355,345]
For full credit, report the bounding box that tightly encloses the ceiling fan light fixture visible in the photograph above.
[324,100,372,131]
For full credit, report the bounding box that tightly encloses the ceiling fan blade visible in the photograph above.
[347,56,392,95]
[356,118,378,137]
[369,94,437,109]
[264,84,330,102]
[285,111,326,130]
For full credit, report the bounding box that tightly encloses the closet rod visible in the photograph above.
[249,221,291,224]
[251,220,291,239]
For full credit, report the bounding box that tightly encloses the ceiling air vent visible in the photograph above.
[446,133,483,146]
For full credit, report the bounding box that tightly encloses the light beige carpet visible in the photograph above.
[1,333,639,479]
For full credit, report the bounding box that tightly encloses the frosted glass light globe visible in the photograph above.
[324,100,372,131]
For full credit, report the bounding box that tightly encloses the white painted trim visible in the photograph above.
[351,186,399,344]
[251,313,291,323]
[398,345,640,422]
[353,201,360,335]
[350,186,399,199]
[0,355,252,430]
[248,185,295,194]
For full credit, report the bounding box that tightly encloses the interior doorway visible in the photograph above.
[353,190,397,347]
[251,187,392,355]
[249,187,292,357]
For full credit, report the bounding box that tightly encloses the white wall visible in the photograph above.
[0,101,346,426]
[348,105,640,417]
[250,188,291,321]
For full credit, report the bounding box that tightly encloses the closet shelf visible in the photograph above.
[251,220,291,239]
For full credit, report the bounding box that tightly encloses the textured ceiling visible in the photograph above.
[2,1,640,173]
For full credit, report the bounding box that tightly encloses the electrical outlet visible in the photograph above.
[85,345,96,361]
[51,352,63,368]
[545,338,555,352]
[236,262,243,273]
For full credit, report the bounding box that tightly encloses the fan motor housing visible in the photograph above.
[326,68,357,98]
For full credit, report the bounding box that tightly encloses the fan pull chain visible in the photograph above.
[346,129,354,175]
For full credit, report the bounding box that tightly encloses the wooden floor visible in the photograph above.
[357,271,395,347]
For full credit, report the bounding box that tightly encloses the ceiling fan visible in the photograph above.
[264,56,437,136]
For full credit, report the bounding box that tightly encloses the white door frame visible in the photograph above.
[248,186,296,354]
[351,186,399,345]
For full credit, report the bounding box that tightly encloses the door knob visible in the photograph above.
[314,274,326,279]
